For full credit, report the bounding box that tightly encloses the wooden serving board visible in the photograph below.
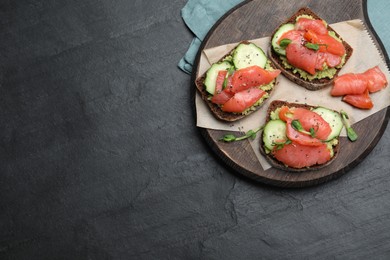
[191,0,390,188]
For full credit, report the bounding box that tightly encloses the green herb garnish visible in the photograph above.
[309,127,316,138]
[305,43,328,51]
[305,42,320,51]
[291,119,316,137]
[272,139,292,150]
[279,39,292,48]
[222,66,235,89]
[340,110,358,142]
[220,125,264,142]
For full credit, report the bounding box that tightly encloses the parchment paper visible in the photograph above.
[195,19,390,170]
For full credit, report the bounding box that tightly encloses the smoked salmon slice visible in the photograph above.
[363,66,388,93]
[278,18,345,75]
[295,17,328,35]
[279,30,318,75]
[331,66,387,109]
[331,73,367,96]
[227,66,281,93]
[304,30,346,57]
[211,70,233,104]
[285,119,324,146]
[291,108,332,140]
[214,70,227,94]
[343,89,373,109]
[279,30,305,43]
[279,106,332,140]
[272,141,331,169]
[221,87,266,113]
[332,66,387,96]
[211,90,233,105]
[285,42,318,75]
[211,66,281,113]
[323,53,342,68]
[210,65,280,112]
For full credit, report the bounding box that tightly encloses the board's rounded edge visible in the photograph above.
[190,0,390,188]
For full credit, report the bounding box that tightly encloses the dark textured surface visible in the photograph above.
[0,0,390,259]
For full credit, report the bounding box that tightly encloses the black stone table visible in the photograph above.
[1,0,389,259]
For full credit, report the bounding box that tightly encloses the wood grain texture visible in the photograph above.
[192,0,390,187]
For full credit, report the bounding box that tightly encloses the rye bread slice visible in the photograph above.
[259,100,340,172]
[195,41,278,122]
[268,7,353,90]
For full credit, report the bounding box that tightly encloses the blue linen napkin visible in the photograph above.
[178,0,243,74]
[367,0,390,55]
[179,0,390,74]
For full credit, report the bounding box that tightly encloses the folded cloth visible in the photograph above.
[178,37,202,74]
[367,0,390,54]
[178,0,243,74]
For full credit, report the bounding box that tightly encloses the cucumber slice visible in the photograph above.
[263,119,287,150]
[204,61,232,95]
[313,107,343,141]
[271,23,295,56]
[232,43,267,69]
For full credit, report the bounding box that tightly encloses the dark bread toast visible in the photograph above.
[195,41,278,122]
[260,100,340,172]
[268,7,353,90]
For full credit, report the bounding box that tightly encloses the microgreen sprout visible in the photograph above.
[222,66,235,89]
[279,39,292,48]
[220,125,264,142]
[340,110,358,142]
[305,43,328,51]
[272,139,292,150]
[291,119,316,137]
